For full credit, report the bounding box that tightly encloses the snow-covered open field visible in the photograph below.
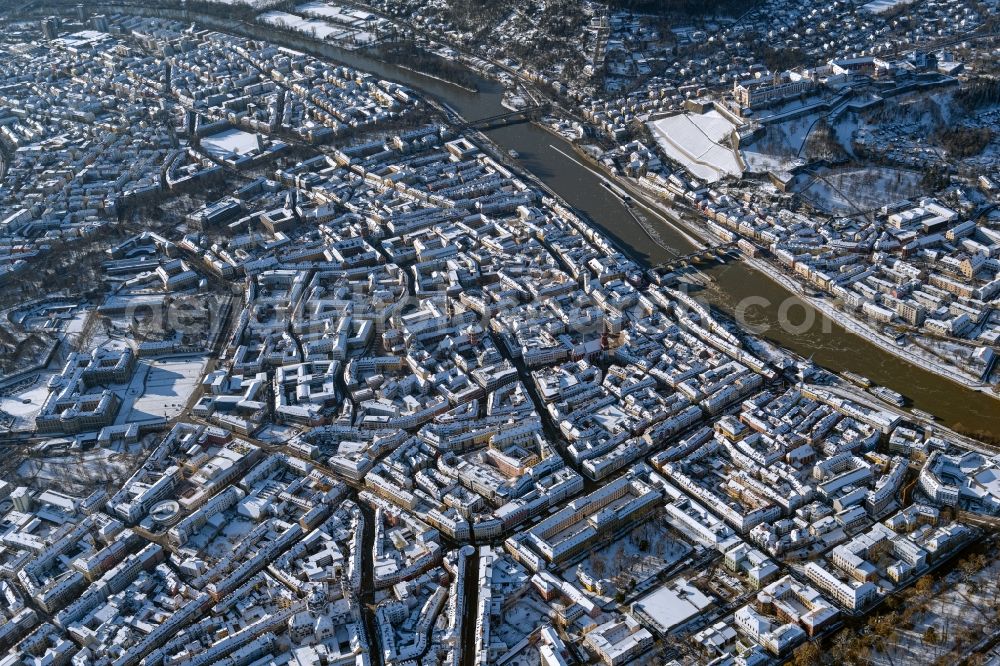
[296,1,374,24]
[0,376,51,418]
[259,11,343,40]
[259,8,380,47]
[119,357,205,425]
[202,128,260,159]
[647,110,743,183]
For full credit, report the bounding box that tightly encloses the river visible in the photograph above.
[332,50,998,436]
[50,5,999,435]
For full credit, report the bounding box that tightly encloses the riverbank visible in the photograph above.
[539,133,703,256]
[494,123,1000,444]
[817,382,999,455]
[545,127,999,404]
[740,253,995,394]
[372,46,482,93]
[392,63,479,93]
[430,85,999,432]
[39,1,1000,435]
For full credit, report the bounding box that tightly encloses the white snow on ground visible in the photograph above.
[744,115,816,159]
[119,357,205,425]
[190,516,257,561]
[861,0,915,13]
[0,374,53,427]
[741,149,804,174]
[201,128,260,159]
[255,423,302,442]
[346,30,376,46]
[16,446,138,492]
[291,3,383,45]
[774,117,817,155]
[259,11,343,40]
[867,562,1000,665]
[647,110,743,183]
[798,167,924,216]
[296,1,371,23]
[258,9,379,46]
[834,111,861,157]
[496,593,553,662]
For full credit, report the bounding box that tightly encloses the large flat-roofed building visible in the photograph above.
[630,579,712,635]
[733,71,814,109]
[524,475,660,564]
[829,56,877,76]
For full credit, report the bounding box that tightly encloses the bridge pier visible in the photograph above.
[458,104,551,132]
[645,242,741,284]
